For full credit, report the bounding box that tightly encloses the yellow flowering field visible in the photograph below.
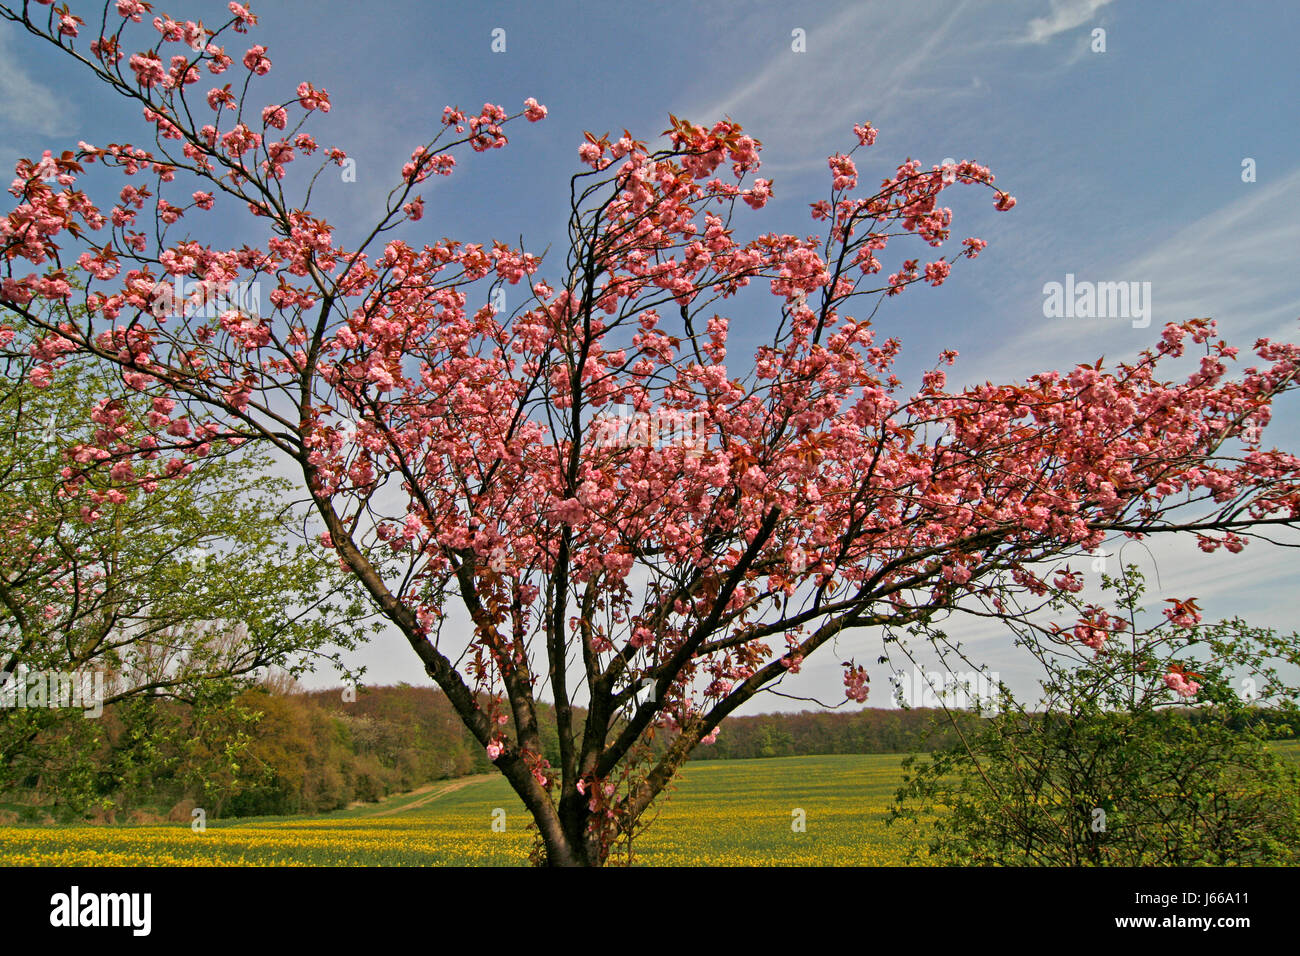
[0,754,913,866]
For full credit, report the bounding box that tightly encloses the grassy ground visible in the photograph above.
[0,754,909,866]
[2,744,1296,866]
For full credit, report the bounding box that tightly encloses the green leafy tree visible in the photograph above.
[891,566,1300,865]
[1,312,375,794]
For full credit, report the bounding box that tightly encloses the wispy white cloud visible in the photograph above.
[957,165,1300,387]
[1022,0,1117,44]
[679,0,987,161]
[1124,166,1300,343]
[0,31,75,136]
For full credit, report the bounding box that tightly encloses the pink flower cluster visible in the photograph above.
[1164,669,1201,699]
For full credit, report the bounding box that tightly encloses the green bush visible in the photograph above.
[891,566,1300,865]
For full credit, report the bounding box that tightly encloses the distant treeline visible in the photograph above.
[3,683,1293,822]
[2,684,490,822]
[689,705,1297,761]
[686,707,976,760]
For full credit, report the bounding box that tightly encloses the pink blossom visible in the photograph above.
[924,260,951,286]
[296,82,331,112]
[853,122,877,146]
[1164,671,1201,699]
[228,2,258,32]
[1162,599,1202,629]
[262,105,288,130]
[743,178,773,210]
[129,52,166,88]
[843,662,870,703]
[523,97,547,122]
[117,0,148,21]
[242,45,271,75]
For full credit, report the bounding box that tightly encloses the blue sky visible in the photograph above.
[3,0,1299,712]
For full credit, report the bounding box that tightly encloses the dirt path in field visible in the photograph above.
[366,774,495,817]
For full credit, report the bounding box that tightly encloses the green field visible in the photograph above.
[2,744,1297,866]
[0,754,910,866]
